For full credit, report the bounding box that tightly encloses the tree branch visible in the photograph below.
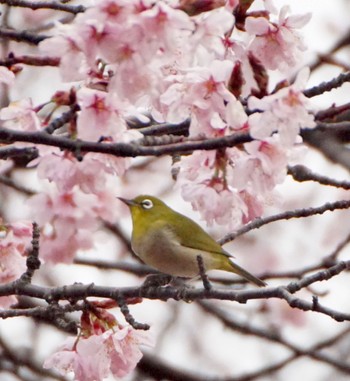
[220,199,350,243]
[0,53,60,67]
[200,301,350,375]
[304,71,350,98]
[0,127,253,157]
[288,165,350,189]
[0,27,49,44]
[1,261,350,322]
[0,0,85,14]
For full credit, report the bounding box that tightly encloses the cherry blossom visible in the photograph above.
[248,68,315,146]
[44,316,153,381]
[176,150,249,228]
[39,23,91,82]
[230,139,288,195]
[245,5,311,71]
[0,98,41,131]
[190,7,234,59]
[37,152,108,194]
[0,221,32,308]
[27,188,99,263]
[160,60,238,136]
[176,136,293,228]
[76,88,126,141]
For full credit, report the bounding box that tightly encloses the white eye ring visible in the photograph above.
[141,199,153,209]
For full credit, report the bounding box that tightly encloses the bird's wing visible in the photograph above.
[161,213,232,258]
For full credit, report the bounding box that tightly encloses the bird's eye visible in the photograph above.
[141,199,153,209]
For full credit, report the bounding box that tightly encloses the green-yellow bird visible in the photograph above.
[118,195,266,287]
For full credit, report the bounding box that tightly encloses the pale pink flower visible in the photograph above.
[160,60,236,136]
[176,141,288,228]
[0,221,32,260]
[110,326,154,377]
[239,190,264,224]
[191,7,234,58]
[245,5,311,71]
[182,182,246,228]
[140,2,194,54]
[230,139,288,195]
[0,99,41,131]
[37,152,111,193]
[177,150,249,228]
[0,221,32,308]
[39,217,95,263]
[0,66,15,86]
[44,326,153,381]
[92,189,124,223]
[248,68,315,146]
[39,23,90,82]
[0,245,26,284]
[44,335,110,381]
[28,189,96,226]
[27,189,99,263]
[77,88,129,142]
[225,98,248,131]
[96,0,138,24]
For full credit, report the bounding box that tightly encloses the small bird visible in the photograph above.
[118,195,266,287]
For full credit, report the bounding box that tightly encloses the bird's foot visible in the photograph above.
[142,273,173,288]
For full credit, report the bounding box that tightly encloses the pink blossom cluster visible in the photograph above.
[0,0,316,257]
[26,151,125,263]
[44,304,153,381]
[0,220,32,308]
[38,0,313,229]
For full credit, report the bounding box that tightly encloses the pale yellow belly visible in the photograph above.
[132,228,218,277]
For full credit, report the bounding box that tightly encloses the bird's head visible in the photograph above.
[118,195,171,224]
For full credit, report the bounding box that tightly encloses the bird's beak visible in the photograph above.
[117,197,137,207]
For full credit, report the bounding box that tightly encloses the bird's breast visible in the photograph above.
[131,226,217,277]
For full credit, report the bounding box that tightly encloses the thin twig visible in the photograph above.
[200,301,350,374]
[0,28,49,44]
[19,222,41,283]
[220,199,350,244]
[116,295,150,330]
[0,336,68,381]
[288,165,350,190]
[0,0,85,13]
[44,104,79,134]
[0,54,60,67]
[0,175,36,195]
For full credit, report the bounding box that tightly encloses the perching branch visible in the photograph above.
[1,260,350,322]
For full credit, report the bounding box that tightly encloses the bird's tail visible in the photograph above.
[221,258,266,287]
